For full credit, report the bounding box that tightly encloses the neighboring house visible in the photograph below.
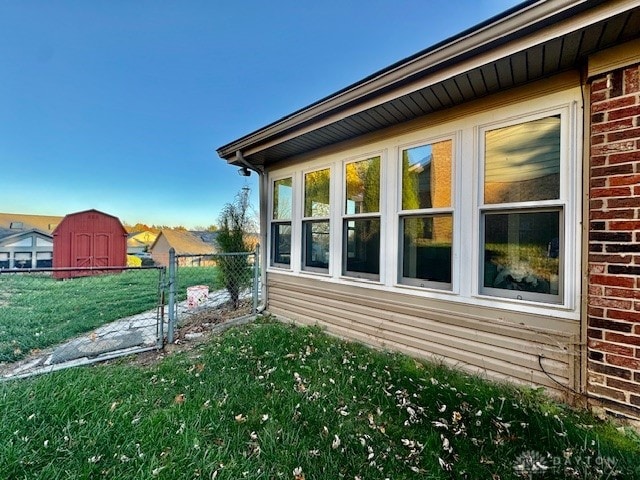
[0,213,60,269]
[53,209,128,279]
[217,1,640,420]
[127,230,158,255]
[150,230,219,266]
[0,213,63,233]
[0,228,54,269]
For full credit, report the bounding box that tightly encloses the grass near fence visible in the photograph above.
[1,318,639,479]
[0,267,221,363]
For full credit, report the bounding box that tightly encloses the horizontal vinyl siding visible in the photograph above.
[267,273,579,399]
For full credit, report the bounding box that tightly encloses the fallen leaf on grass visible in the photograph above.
[174,394,185,404]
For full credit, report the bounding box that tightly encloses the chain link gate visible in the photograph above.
[166,245,260,343]
[0,266,166,379]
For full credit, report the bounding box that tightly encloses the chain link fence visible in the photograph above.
[166,247,260,343]
[0,266,165,378]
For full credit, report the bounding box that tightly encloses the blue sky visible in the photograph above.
[0,0,521,228]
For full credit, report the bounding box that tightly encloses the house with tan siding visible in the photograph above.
[217,0,640,420]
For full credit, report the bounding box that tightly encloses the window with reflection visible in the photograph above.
[303,168,330,272]
[481,115,563,303]
[271,177,293,267]
[400,140,453,289]
[343,157,380,279]
[36,251,53,268]
[14,252,32,269]
[0,252,9,269]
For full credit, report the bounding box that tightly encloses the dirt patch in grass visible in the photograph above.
[123,299,254,367]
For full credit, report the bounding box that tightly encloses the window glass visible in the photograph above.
[344,218,380,277]
[36,251,53,268]
[402,215,452,285]
[14,252,32,269]
[345,156,380,214]
[0,252,8,269]
[483,210,560,297]
[303,221,330,271]
[271,224,292,266]
[304,169,330,217]
[273,177,292,220]
[484,116,560,204]
[402,140,452,210]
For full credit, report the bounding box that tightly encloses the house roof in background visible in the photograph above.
[0,228,53,243]
[217,0,640,167]
[0,213,63,233]
[151,230,219,255]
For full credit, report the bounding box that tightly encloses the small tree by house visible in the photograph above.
[217,187,253,309]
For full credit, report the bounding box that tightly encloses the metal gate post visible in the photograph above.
[167,248,176,344]
[252,244,260,314]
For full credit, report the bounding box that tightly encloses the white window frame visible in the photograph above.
[269,175,294,269]
[475,103,576,307]
[397,135,457,291]
[301,166,332,274]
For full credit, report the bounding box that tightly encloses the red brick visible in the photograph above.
[588,305,605,317]
[592,78,609,93]
[589,198,604,210]
[590,296,633,310]
[590,177,607,188]
[589,285,604,296]
[590,210,635,220]
[589,254,631,264]
[588,328,603,339]
[591,163,635,177]
[608,309,640,322]
[589,340,635,356]
[589,274,635,288]
[624,66,640,94]
[589,360,633,379]
[608,151,640,165]
[589,383,627,401]
[607,197,640,208]
[607,354,640,370]
[610,220,640,231]
[631,395,640,407]
[608,106,640,122]
[607,377,640,394]
[609,173,640,186]
[590,155,607,167]
[592,96,636,113]
[605,331,640,347]
[592,118,634,134]
[604,287,640,299]
[589,316,633,333]
[588,263,606,274]
[591,134,606,145]
[590,186,632,198]
[591,140,636,157]
[635,325,640,335]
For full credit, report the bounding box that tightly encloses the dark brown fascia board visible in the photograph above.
[216,0,603,163]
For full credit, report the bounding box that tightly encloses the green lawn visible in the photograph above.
[1,318,638,479]
[0,267,221,363]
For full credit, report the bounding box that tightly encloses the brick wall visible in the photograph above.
[588,63,640,420]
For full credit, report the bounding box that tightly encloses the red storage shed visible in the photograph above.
[53,209,128,279]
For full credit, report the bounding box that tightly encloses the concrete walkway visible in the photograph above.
[1,289,236,380]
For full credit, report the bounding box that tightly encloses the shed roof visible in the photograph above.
[217,0,640,167]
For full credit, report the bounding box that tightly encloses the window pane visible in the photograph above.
[271,223,291,266]
[402,140,452,210]
[402,215,452,285]
[345,156,380,214]
[344,218,380,277]
[483,211,560,296]
[484,116,560,204]
[303,221,330,270]
[14,252,32,269]
[0,252,8,269]
[273,178,293,220]
[304,169,330,217]
[36,251,53,268]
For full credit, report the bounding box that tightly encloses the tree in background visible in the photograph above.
[217,187,253,309]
